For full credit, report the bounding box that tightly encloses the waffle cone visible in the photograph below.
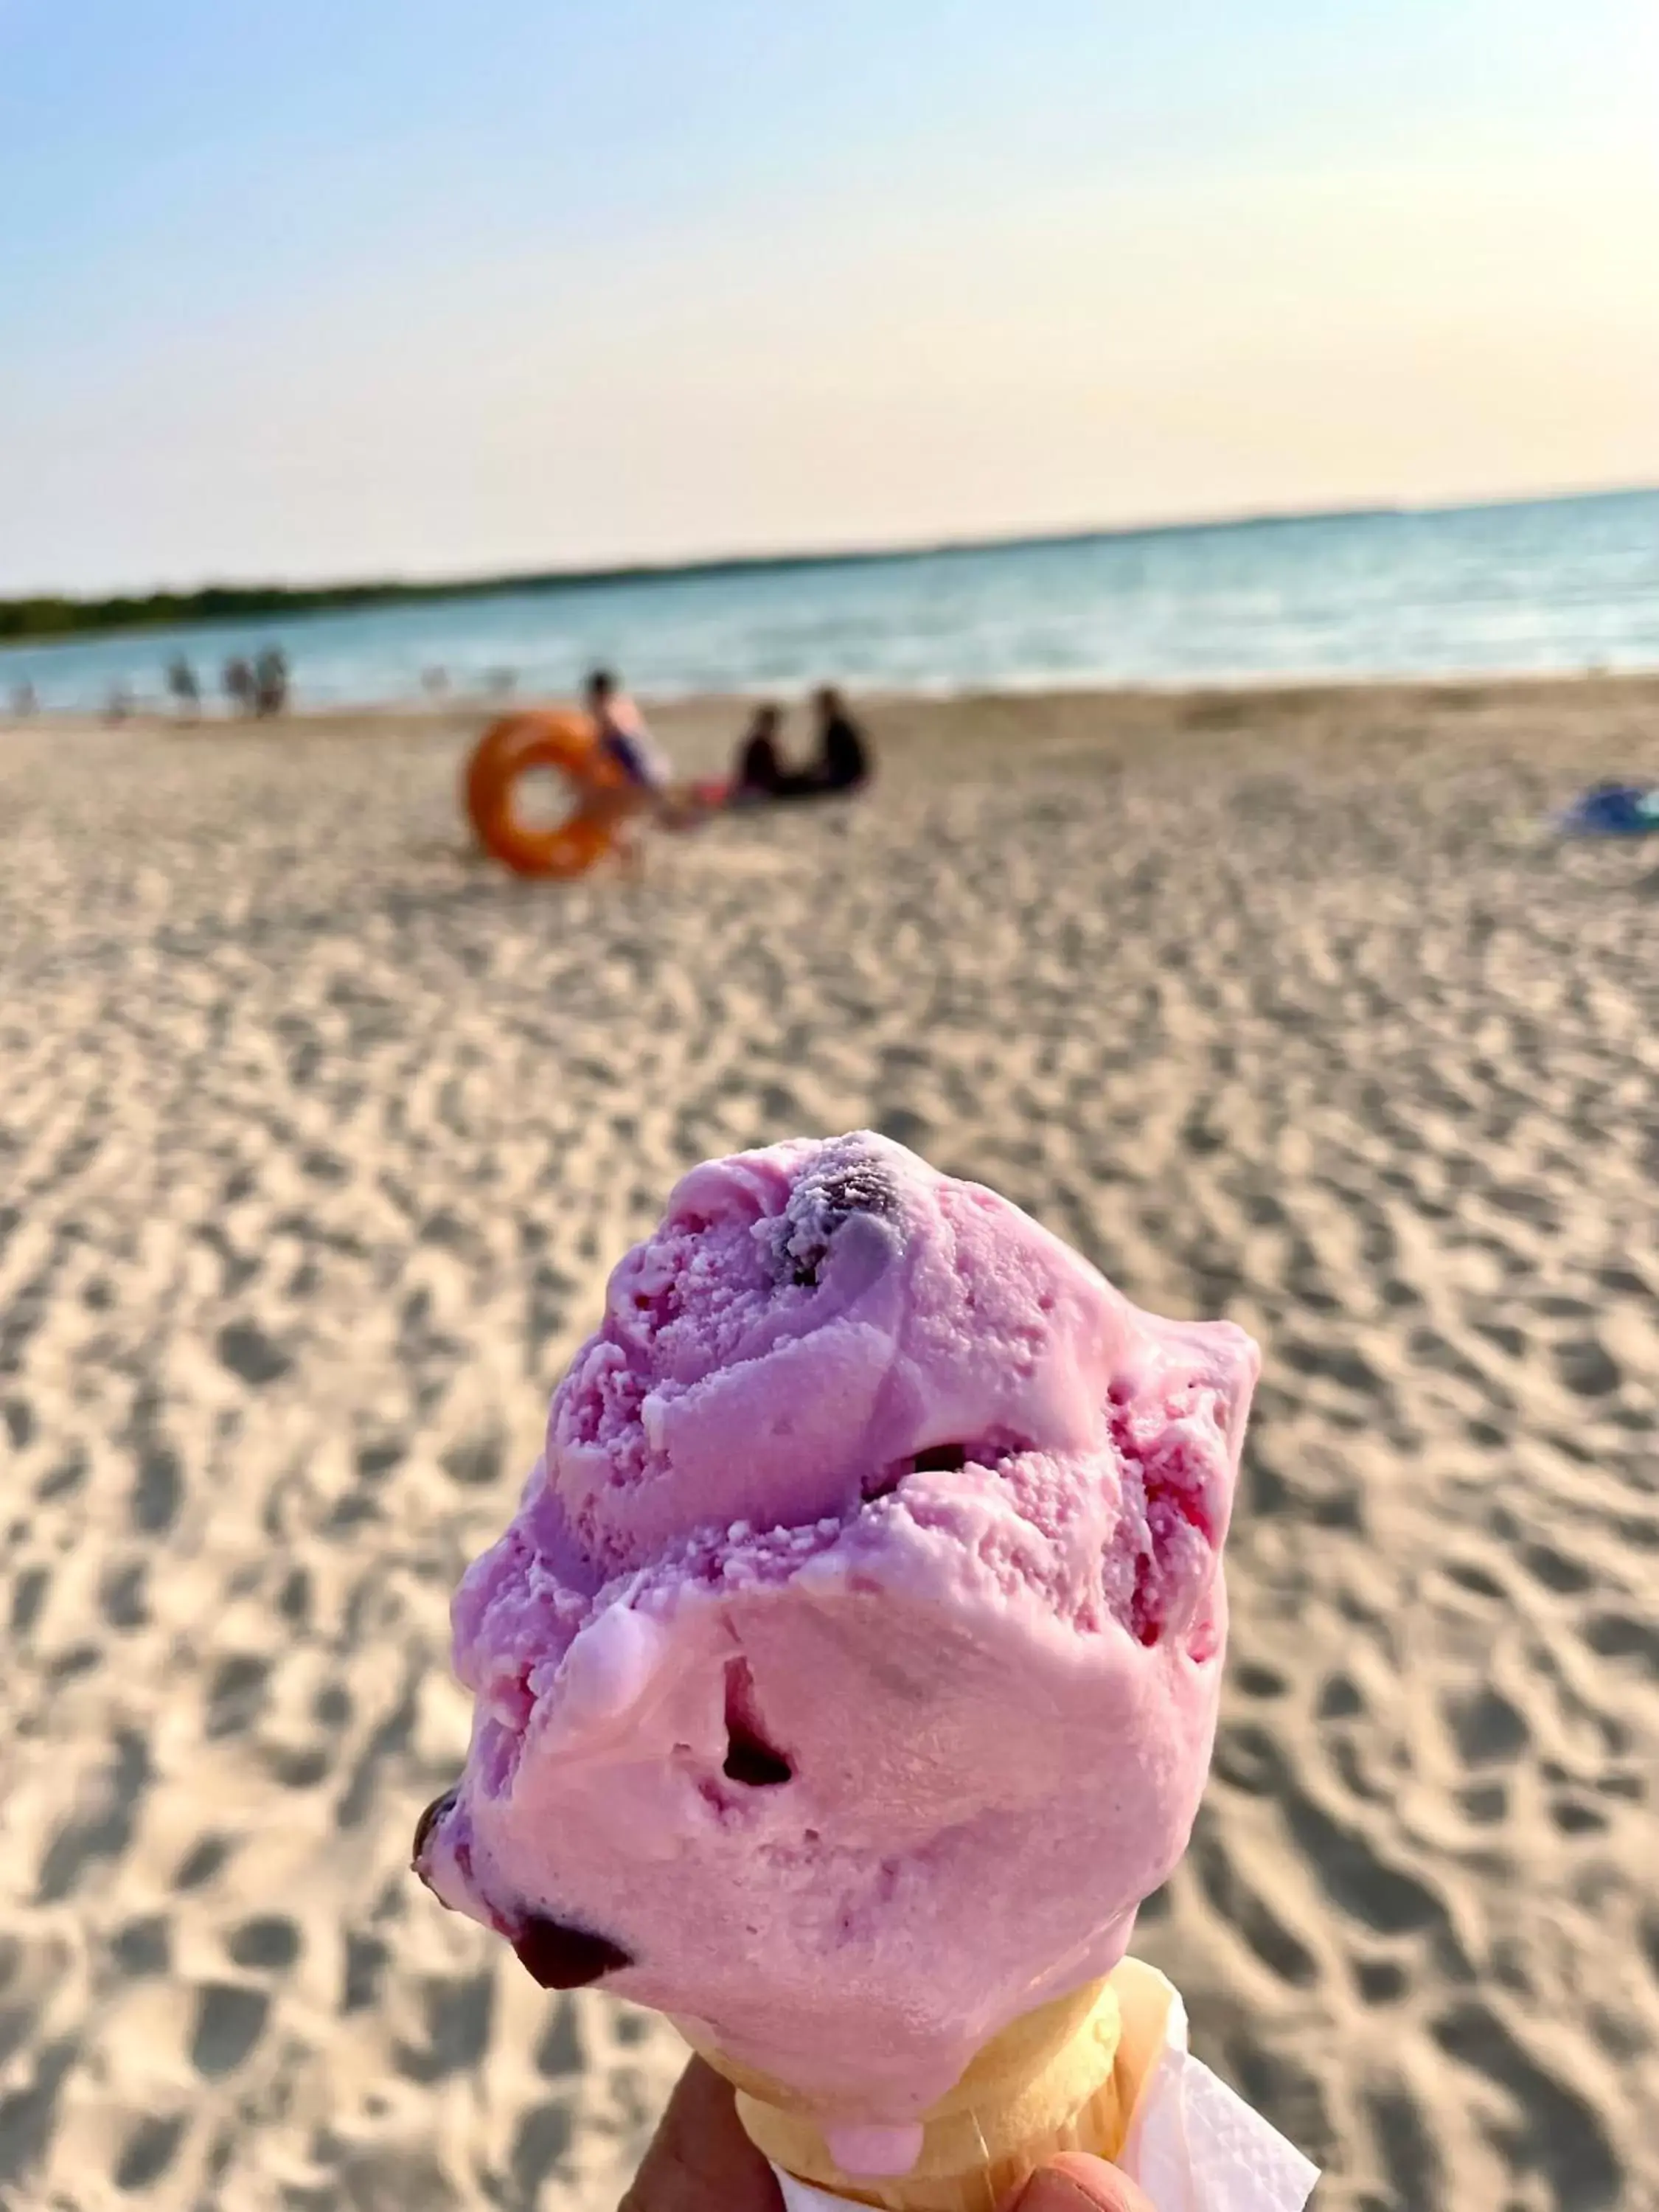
[680,1978,1127,2212]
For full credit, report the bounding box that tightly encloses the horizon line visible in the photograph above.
[3,479,1655,636]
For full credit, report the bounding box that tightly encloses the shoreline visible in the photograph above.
[8,664,1659,736]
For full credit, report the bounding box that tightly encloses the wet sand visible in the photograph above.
[1,675,1657,2211]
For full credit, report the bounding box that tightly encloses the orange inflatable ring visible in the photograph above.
[464,709,630,878]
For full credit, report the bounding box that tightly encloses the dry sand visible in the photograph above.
[1,677,1656,2212]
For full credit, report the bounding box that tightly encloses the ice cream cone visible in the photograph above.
[679,1978,1127,2212]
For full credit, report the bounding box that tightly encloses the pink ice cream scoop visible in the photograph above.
[414,1133,1257,2157]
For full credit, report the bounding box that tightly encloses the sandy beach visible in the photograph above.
[2,675,1656,2212]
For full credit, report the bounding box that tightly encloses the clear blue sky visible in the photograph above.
[2,1,1655,594]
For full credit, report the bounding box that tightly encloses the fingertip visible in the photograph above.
[1005,2151,1157,2212]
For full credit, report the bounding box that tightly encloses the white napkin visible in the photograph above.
[769,1963,1319,2212]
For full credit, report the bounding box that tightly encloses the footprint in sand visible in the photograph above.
[114,2111,187,2191]
[226,1915,302,1972]
[395,1970,495,2084]
[189,1981,270,2078]
[1430,2002,1620,2208]
[35,1731,151,1905]
[1441,1684,1528,1769]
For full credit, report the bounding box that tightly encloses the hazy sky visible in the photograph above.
[3,1,1657,594]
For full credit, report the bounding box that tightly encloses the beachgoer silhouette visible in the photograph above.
[224,657,255,714]
[762,687,872,801]
[166,655,201,717]
[10,681,38,719]
[731,703,785,801]
[254,647,289,717]
[811,685,870,793]
[582,668,677,873]
[587,668,672,796]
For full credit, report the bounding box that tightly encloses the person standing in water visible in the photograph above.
[223,657,255,714]
[254,647,290,717]
[166,655,201,718]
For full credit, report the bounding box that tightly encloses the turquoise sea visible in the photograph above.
[4,490,1656,715]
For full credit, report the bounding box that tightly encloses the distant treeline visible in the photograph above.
[0,546,916,644]
[0,556,846,645]
[0,579,473,644]
[0,549,912,644]
[0,504,1430,647]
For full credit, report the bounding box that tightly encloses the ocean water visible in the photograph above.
[4,490,1656,716]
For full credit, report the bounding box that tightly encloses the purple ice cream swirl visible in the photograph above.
[414,1133,1257,2166]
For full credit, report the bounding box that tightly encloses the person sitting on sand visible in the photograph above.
[757,687,872,802]
[587,668,672,799]
[731,703,785,803]
[582,667,680,870]
[810,684,870,793]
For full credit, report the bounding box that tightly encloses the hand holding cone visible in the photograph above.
[682,1980,1127,2212]
[621,2052,1155,2212]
